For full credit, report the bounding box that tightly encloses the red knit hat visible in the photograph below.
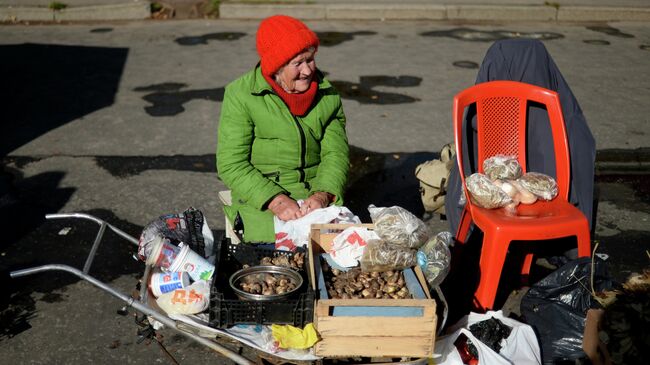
[256,15,319,77]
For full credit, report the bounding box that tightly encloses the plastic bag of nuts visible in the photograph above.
[359,239,418,273]
[368,205,431,249]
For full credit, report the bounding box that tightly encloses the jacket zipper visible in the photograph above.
[269,90,307,185]
[293,115,307,184]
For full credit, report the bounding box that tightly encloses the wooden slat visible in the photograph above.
[308,227,319,291]
[315,336,433,357]
[413,265,433,300]
[311,223,375,230]
[310,226,323,253]
[315,303,330,317]
[318,298,435,308]
[316,233,338,251]
[316,316,435,337]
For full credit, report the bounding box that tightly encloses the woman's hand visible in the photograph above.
[300,192,332,215]
[268,194,302,221]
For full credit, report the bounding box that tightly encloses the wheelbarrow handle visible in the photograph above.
[10,264,253,365]
[46,213,139,245]
[45,213,139,274]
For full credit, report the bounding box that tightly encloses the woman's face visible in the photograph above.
[275,48,316,93]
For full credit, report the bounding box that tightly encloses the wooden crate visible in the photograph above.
[308,224,437,358]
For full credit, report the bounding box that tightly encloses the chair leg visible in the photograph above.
[521,253,534,277]
[473,231,511,311]
[455,206,472,245]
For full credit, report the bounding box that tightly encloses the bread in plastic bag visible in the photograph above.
[465,173,513,209]
[483,155,523,181]
[156,280,209,315]
[509,180,538,204]
[417,232,452,287]
[493,179,537,205]
[368,205,431,249]
[359,239,417,272]
[517,172,558,200]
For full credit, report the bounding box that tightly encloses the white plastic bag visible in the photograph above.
[434,311,541,365]
[226,325,319,360]
[162,316,321,361]
[156,280,210,315]
[329,227,380,268]
[274,205,360,251]
[227,324,281,354]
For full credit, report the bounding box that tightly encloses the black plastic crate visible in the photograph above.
[208,239,314,329]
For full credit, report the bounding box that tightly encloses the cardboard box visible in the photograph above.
[309,224,437,358]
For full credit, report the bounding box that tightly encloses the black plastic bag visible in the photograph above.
[521,256,613,364]
[138,207,214,261]
[469,316,513,354]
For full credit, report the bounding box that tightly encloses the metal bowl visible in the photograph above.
[229,265,303,301]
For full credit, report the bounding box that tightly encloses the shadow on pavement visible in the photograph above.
[346,145,437,222]
[0,44,129,338]
[0,43,128,157]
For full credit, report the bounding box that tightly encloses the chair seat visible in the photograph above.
[470,199,587,239]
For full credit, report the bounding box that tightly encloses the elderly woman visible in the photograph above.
[217,15,349,243]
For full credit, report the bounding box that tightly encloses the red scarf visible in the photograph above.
[263,73,318,116]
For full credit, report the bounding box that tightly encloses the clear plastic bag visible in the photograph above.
[483,155,523,181]
[517,172,558,200]
[417,232,452,287]
[359,239,417,272]
[368,205,431,249]
[465,173,513,209]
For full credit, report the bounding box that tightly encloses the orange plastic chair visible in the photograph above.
[453,80,591,311]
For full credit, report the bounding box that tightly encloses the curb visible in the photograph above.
[595,148,650,175]
[219,3,650,22]
[0,2,150,22]
[2,2,649,22]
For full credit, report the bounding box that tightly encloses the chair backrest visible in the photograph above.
[453,80,571,200]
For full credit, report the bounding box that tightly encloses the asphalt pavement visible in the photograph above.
[0,10,649,365]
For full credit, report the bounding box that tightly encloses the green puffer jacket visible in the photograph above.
[217,65,349,243]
